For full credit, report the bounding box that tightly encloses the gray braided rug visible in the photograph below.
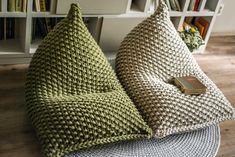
[66,125,220,157]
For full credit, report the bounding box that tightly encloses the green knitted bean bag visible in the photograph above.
[116,0,235,138]
[25,4,152,157]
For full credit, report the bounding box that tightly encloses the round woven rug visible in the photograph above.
[66,125,220,157]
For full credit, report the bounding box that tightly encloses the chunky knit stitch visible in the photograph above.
[116,0,235,138]
[66,125,220,157]
[25,4,152,157]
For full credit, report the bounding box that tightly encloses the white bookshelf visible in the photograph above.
[0,0,223,64]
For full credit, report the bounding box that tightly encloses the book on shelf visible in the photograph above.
[195,21,204,36]
[40,0,46,12]
[34,0,41,12]
[6,18,15,39]
[22,0,27,12]
[197,17,209,39]
[0,18,15,40]
[34,0,50,12]
[8,0,27,12]
[8,0,16,12]
[198,0,207,12]
[169,0,176,11]
[188,0,195,11]
[185,17,196,25]
[168,0,181,11]
[16,0,23,12]
[188,0,202,11]
[174,0,181,11]
[193,0,200,11]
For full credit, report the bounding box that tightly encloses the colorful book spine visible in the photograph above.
[194,0,200,11]
[197,17,209,39]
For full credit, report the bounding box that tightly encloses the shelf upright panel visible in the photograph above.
[178,0,191,30]
[25,0,33,54]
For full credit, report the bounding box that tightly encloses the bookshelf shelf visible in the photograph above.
[169,11,183,17]
[31,12,66,18]
[0,39,25,54]
[0,0,224,64]
[0,12,27,17]
[185,11,214,16]
[31,13,103,18]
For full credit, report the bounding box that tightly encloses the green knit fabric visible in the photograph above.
[25,4,152,157]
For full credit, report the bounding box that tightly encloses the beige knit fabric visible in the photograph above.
[116,1,235,138]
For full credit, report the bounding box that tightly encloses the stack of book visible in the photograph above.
[164,0,181,11]
[185,17,209,39]
[33,0,50,12]
[188,0,202,11]
[0,18,15,40]
[8,0,27,12]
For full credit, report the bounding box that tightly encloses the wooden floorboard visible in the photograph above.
[195,53,235,157]
[0,36,235,157]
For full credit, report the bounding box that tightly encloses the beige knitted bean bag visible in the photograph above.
[116,1,235,138]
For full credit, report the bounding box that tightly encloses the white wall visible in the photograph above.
[212,0,235,34]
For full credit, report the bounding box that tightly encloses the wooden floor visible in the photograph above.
[0,36,235,157]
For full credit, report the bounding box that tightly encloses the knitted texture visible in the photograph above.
[66,125,220,157]
[25,4,152,157]
[116,1,235,138]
